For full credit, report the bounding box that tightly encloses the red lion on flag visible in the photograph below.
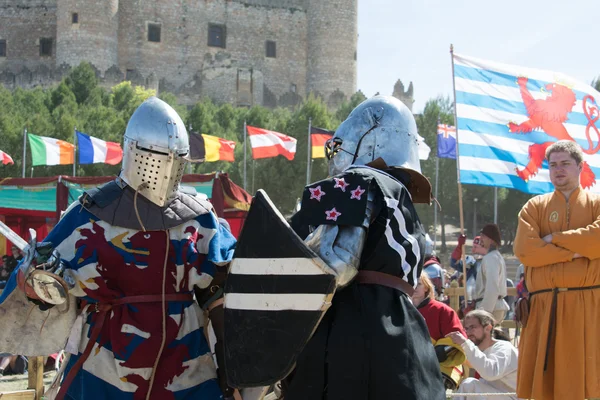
[507,76,599,188]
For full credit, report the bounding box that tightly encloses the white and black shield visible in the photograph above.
[223,189,336,388]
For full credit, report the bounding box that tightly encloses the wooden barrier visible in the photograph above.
[0,390,35,399]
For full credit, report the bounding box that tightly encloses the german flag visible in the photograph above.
[310,127,334,159]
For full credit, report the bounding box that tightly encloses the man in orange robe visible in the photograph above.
[514,140,600,400]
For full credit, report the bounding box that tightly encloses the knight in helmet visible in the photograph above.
[283,95,446,399]
[0,97,237,399]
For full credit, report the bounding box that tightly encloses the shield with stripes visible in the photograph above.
[223,189,336,388]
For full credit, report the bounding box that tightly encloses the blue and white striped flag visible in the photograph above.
[453,53,600,194]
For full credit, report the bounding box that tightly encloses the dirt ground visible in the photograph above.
[0,369,56,394]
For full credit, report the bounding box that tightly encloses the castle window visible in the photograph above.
[39,38,52,56]
[0,40,6,57]
[72,13,79,24]
[266,40,276,58]
[290,83,297,93]
[148,23,161,43]
[208,24,226,48]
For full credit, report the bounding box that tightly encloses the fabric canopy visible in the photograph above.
[0,173,252,246]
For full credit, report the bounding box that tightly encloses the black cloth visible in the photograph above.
[285,167,445,400]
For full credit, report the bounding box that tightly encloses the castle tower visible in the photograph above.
[392,79,415,112]
[306,0,357,104]
[56,0,119,73]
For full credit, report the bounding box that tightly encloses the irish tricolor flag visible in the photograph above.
[247,126,297,161]
[28,134,75,166]
[77,131,123,165]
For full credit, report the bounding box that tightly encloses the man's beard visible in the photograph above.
[471,336,484,346]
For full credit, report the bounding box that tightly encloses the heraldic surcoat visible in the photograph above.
[32,195,235,399]
[286,166,445,400]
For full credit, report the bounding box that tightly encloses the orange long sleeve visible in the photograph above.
[513,199,574,267]
[552,215,600,260]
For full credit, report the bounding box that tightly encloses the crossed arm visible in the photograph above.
[513,200,575,267]
[515,199,600,265]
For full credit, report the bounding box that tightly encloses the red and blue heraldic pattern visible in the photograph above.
[43,203,235,399]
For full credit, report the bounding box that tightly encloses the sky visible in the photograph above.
[357,0,600,113]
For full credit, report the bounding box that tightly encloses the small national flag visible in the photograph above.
[310,127,333,159]
[28,133,74,166]
[247,126,297,160]
[77,131,123,165]
[437,124,457,159]
[0,150,14,165]
[202,134,236,162]
[417,134,431,160]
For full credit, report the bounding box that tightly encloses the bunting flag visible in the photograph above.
[453,52,600,193]
[28,133,74,166]
[203,134,236,162]
[77,131,123,165]
[437,124,457,159]
[0,150,14,165]
[247,126,297,160]
[310,127,334,159]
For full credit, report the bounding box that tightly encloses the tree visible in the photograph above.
[65,62,98,104]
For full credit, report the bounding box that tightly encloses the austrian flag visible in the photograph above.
[0,150,14,165]
[247,126,297,160]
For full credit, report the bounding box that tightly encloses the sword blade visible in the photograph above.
[0,220,29,251]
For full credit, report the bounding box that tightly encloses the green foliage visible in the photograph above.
[65,62,98,104]
[0,82,539,250]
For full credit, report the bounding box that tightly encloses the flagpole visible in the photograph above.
[73,127,77,177]
[187,124,193,175]
[22,127,27,178]
[252,159,255,193]
[450,44,469,301]
[433,154,440,250]
[494,187,498,224]
[307,118,312,186]
[243,120,247,191]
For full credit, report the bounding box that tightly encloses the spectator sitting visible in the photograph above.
[413,274,466,390]
[11,245,23,262]
[446,310,518,400]
[1,254,18,275]
[0,355,28,376]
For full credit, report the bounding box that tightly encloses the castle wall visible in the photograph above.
[0,0,57,72]
[0,0,358,108]
[306,0,357,107]
[56,0,119,73]
[118,0,308,106]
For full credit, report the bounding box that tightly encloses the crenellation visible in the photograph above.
[0,0,357,108]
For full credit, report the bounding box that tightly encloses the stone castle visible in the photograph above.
[0,0,358,108]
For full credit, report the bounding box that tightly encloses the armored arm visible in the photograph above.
[304,189,378,288]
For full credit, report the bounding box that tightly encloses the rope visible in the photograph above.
[134,183,149,232]
[447,393,516,397]
[145,230,170,400]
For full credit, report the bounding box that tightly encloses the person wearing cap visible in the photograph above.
[474,224,509,322]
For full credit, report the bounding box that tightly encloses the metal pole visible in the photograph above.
[73,127,77,176]
[307,118,312,186]
[22,128,27,178]
[243,120,247,190]
[473,198,478,237]
[494,187,498,224]
[433,155,439,249]
[450,43,469,300]
[252,159,255,193]
[187,123,193,174]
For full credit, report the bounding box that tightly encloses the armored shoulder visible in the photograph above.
[299,170,374,227]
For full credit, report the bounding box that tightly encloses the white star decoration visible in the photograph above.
[333,177,350,192]
[325,207,342,221]
[309,185,326,201]
[350,186,365,200]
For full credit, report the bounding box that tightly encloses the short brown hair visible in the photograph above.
[545,140,584,165]
[419,274,436,300]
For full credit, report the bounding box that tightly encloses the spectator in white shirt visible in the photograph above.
[446,310,518,400]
